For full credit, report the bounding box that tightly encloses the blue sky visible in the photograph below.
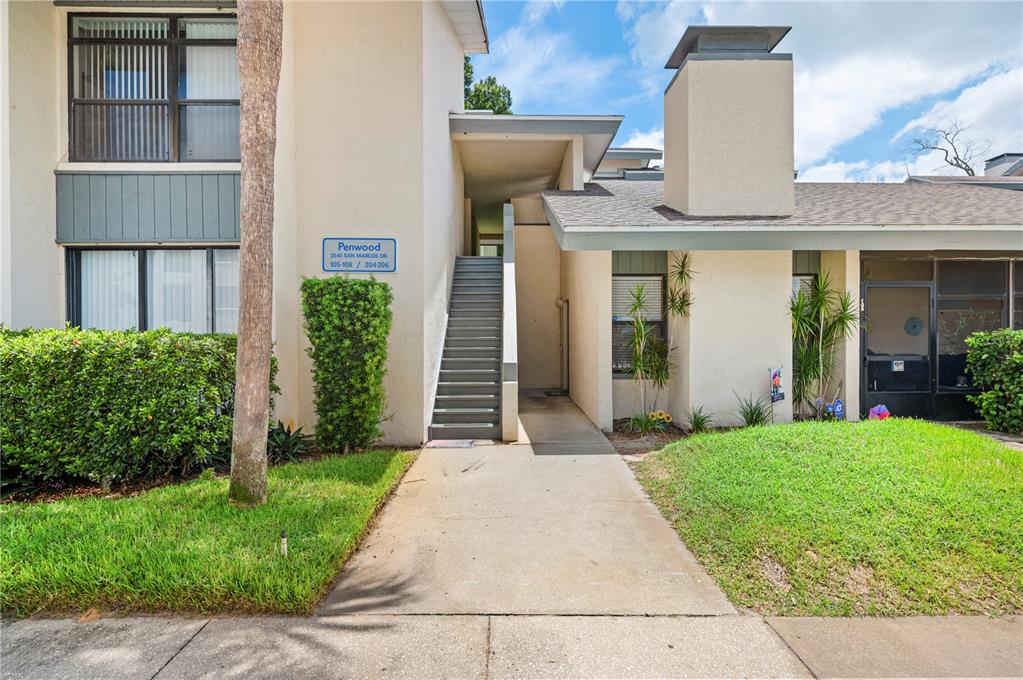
[469,1,1023,181]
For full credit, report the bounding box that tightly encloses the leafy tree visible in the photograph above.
[463,56,512,114]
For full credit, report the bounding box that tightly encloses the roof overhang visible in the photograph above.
[451,114,624,203]
[441,0,489,54]
[604,147,663,161]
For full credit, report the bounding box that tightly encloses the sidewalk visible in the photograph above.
[3,613,1020,679]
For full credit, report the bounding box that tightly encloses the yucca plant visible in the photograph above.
[736,393,772,427]
[686,405,713,433]
[790,272,859,420]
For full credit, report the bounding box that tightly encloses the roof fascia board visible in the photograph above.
[450,115,623,136]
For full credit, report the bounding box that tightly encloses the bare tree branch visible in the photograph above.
[907,119,990,176]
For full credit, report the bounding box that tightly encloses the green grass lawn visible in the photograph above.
[0,450,414,617]
[635,419,1023,616]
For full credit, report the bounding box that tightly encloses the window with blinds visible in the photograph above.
[69,15,239,162]
[68,247,239,332]
[612,275,665,375]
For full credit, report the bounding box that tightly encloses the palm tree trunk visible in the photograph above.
[229,0,283,506]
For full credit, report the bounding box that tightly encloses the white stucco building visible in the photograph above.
[3,3,1022,444]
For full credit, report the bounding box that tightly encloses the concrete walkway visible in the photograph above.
[3,395,1021,678]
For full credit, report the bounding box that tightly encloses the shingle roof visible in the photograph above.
[543,180,1023,228]
[908,175,1023,183]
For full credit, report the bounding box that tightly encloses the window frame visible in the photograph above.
[611,273,667,377]
[67,12,239,163]
[66,246,239,332]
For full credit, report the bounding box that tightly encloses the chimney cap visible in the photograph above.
[665,26,791,69]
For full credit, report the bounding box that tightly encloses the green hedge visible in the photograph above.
[301,276,393,451]
[0,328,276,485]
[966,328,1023,434]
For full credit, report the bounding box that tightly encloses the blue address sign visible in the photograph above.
[322,237,396,273]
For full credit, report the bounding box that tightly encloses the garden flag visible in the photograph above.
[770,368,785,403]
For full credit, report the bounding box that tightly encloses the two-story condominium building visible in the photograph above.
[3,2,1022,444]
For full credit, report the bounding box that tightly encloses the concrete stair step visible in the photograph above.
[443,347,501,359]
[447,326,500,337]
[439,368,500,382]
[445,337,499,348]
[434,394,500,408]
[429,423,501,440]
[448,316,501,327]
[436,381,501,396]
[431,407,499,423]
[441,357,500,370]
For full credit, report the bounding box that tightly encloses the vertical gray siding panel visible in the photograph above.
[201,175,220,239]
[137,175,156,240]
[233,174,241,236]
[169,175,188,240]
[121,175,140,241]
[185,175,204,239]
[73,175,91,241]
[217,174,235,240]
[56,175,75,242]
[56,171,240,243]
[89,176,106,241]
[104,176,123,241]
[153,175,172,240]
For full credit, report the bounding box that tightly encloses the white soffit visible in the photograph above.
[441,0,489,54]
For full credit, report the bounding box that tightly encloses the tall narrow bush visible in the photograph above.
[301,277,393,451]
[966,329,1023,434]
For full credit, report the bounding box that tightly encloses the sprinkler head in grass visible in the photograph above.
[280,529,288,558]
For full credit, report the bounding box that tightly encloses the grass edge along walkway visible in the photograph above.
[1,450,415,617]
[635,419,1023,617]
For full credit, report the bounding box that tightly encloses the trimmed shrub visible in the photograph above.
[0,328,276,485]
[301,276,393,451]
[966,329,1023,434]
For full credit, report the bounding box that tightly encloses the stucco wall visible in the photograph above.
[515,225,561,389]
[560,249,612,430]
[821,250,861,421]
[6,1,62,329]
[664,59,794,217]
[288,0,462,445]
[269,1,301,427]
[667,250,793,427]
[421,0,465,437]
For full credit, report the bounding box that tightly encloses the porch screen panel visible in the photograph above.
[1015,260,1023,330]
[146,250,209,332]
[612,276,664,374]
[71,17,170,161]
[937,261,1008,390]
[80,250,140,330]
[178,18,240,161]
[213,248,240,332]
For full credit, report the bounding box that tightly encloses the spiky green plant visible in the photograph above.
[686,405,713,433]
[736,393,772,427]
[790,272,859,420]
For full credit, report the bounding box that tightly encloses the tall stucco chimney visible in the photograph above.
[663,26,794,216]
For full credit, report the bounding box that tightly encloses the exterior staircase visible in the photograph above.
[429,256,503,440]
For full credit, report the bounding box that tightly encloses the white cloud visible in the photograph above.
[618,1,1023,170]
[523,0,565,25]
[622,126,664,150]
[801,64,1023,182]
[472,1,623,110]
